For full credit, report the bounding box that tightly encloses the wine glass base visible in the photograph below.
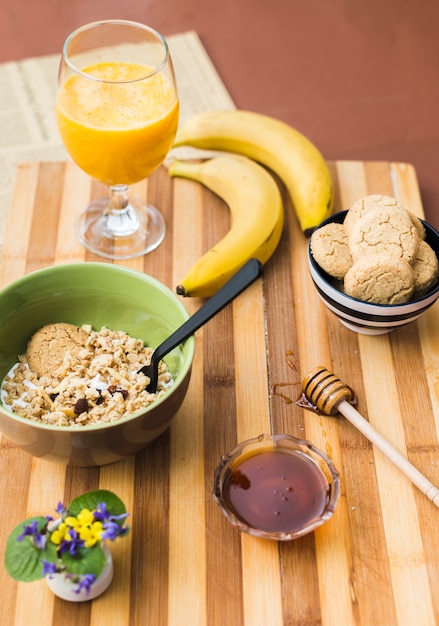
[75,197,166,260]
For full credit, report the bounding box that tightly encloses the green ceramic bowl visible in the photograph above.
[0,263,194,466]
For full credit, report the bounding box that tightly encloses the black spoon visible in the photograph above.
[139,258,264,393]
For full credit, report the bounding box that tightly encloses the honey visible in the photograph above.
[222,449,330,534]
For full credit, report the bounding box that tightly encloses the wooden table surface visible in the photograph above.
[1,159,439,626]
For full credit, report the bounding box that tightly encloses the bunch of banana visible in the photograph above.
[169,155,284,297]
[173,109,334,236]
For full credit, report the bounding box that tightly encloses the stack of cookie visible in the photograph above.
[310,195,439,305]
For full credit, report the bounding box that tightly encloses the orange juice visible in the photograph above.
[56,62,179,186]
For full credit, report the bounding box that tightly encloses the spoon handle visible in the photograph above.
[152,258,263,365]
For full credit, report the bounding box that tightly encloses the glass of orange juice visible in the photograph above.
[56,20,179,259]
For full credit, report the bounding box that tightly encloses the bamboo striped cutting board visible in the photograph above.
[0,160,438,626]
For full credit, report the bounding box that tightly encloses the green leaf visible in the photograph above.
[68,490,126,519]
[4,516,56,582]
[61,544,106,577]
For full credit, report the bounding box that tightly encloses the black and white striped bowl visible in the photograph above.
[308,211,439,335]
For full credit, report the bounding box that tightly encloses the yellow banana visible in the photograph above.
[169,154,284,297]
[173,109,333,235]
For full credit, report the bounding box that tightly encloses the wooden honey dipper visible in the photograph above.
[301,366,439,508]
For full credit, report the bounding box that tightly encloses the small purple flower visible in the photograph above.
[73,574,96,595]
[116,523,130,538]
[17,520,39,541]
[42,560,57,578]
[17,520,47,549]
[100,521,120,541]
[94,502,128,524]
[101,521,129,541]
[93,502,129,540]
[58,528,85,555]
[33,532,47,550]
[55,501,66,515]
[93,502,110,522]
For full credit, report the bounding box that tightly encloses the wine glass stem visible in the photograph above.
[105,185,141,236]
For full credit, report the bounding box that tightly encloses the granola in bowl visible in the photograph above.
[0,324,173,426]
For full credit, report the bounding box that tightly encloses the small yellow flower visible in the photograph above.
[64,516,79,528]
[78,521,104,547]
[52,509,103,548]
[49,507,106,550]
[50,522,68,546]
[77,509,95,526]
[64,508,93,532]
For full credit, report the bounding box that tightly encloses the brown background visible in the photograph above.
[0,0,438,229]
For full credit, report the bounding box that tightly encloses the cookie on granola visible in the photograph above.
[26,322,89,377]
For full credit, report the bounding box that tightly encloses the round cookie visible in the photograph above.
[310,222,353,280]
[412,239,439,297]
[344,194,407,235]
[348,207,419,264]
[344,254,414,304]
[26,322,89,377]
[407,211,426,240]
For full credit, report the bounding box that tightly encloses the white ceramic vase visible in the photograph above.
[46,544,114,602]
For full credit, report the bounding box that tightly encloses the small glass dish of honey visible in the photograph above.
[213,433,340,541]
